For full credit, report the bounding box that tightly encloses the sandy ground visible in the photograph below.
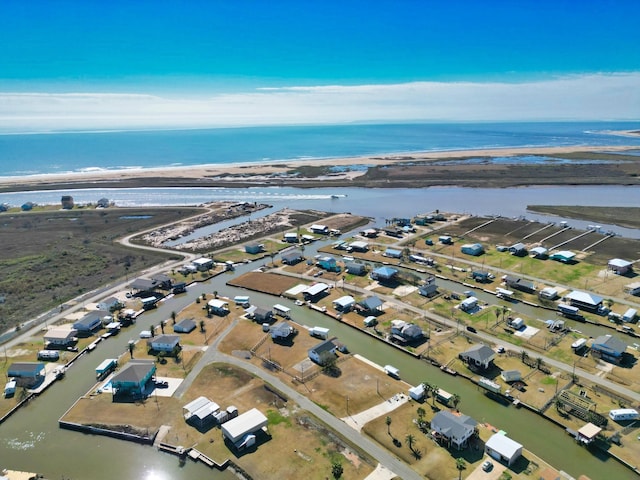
[1,145,638,188]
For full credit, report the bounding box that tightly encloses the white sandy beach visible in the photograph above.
[1,144,638,188]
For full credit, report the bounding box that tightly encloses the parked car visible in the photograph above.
[155,380,169,388]
[481,460,493,472]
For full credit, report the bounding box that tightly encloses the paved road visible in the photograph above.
[175,318,422,480]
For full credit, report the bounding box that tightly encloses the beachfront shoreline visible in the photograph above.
[1,144,639,193]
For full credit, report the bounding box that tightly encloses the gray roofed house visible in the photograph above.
[173,318,196,334]
[345,262,366,276]
[460,344,495,369]
[431,411,477,449]
[111,359,156,398]
[359,296,384,313]
[252,307,274,323]
[150,273,173,289]
[130,278,157,291]
[591,334,627,364]
[7,362,46,387]
[270,321,296,340]
[308,339,338,365]
[73,311,107,334]
[281,251,303,265]
[504,275,536,293]
[147,334,181,353]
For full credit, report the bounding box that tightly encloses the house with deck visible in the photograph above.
[370,266,398,283]
[460,344,495,369]
[591,334,627,365]
[333,295,356,312]
[111,359,156,398]
[7,362,46,388]
[44,328,77,347]
[73,311,106,335]
[608,258,633,275]
[147,334,181,354]
[358,295,384,315]
[431,411,477,449]
[565,290,603,313]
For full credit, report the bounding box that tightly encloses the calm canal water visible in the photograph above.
[1,187,638,478]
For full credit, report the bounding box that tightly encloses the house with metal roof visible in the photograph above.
[7,362,46,387]
[173,318,196,334]
[549,250,576,263]
[221,408,269,449]
[303,282,330,301]
[503,275,536,293]
[317,256,340,272]
[383,248,403,259]
[358,296,384,314]
[147,334,181,354]
[270,321,296,341]
[73,311,107,335]
[370,266,399,283]
[333,295,356,312]
[608,258,633,275]
[183,396,220,429]
[591,334,627,364]
[530,246,548,259]
[485,433,523,466]
[565,290,603,313]
[461,243,484,256]
[130,277,157,291]
[460,344,495,369]
[281,251,303,265]
[111,359,156,398]
[431,411,477,449]
[345,262,366,276]
[348,241,369,252]
[508,243,527,256]
[44,328,77,347]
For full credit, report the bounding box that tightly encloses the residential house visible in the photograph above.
[358,296,384,314]
[418,277,438,297]
[148,334,181,354]
[591,334,627,364]
[608,258,633,275]
[245,243,263,254]
[565,290,603,313]
[73,311,106,335]
[390,320,423,343]
[221,408,269,448]
[539,287,559,300]
[345,262,366,275]
[283,232,298,243]
[111,359,156,398]
[150,273,173,290]
[461,243,484,256]
[624,282,640,296]
[317,256,340,272]
[96,197,110,208]
[431,411,477,449]
[438,235,453,245]
[173,318,196,334]
[97,296,122,312]
[460,344,495,369]
[252,307,274,323]
[508,243,527,256]
[270,322,296,341]
[7,362,46,388]
[408,383,426,401]
[576,423,602,445]
[309,224,328,234]
[549,250,576,263]
[530,246,548,259]
[485,433,523,466]
[370,266,398,283]
[471,271,492,283]
[308,339,338,365]
[500,370,522,383]
[333,295,356,312]
[207,299,230,316]
[504,275,536,293]
[281,251,303,265]
[383,248,403,259]
[61,195,74,209]
[44,328,77,347]
[360,228,378,238]
[348,241,369,252]
[130,277,157,292]
[183,396,220,429]
[192,257,214,271]
[303,283,330,302]
[172,282,187,294]
[459,296,478,312]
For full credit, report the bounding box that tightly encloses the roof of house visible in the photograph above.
[8,362,45,375]
[550,250,576,260]
[345,262,365,272]
[282,251,303,262]
[349,241,369,249]
[44,328,77,339]
[384,248,402,256]
[485,433,522,458]
[431,411,477,438]
[305,283,329,296]
[372,266,398,277]
[333,295,355,307]
[592,334,627,354]
[150,334,181,346]
[577,422,602,440]
[462,344,495,363]
[208,299,229,309]
[530,246,548,255]
[74,312,106,328]
[566,290,603,306]
[174,318,196,332]
[151,273,172,283]
[509,242,526,250]
[221,408,268,443]
[130,278,157,291]
[609,258,632,268]
[360,296,384,310]
[253,307,272,317]
[112,360,155,384]
[309,339,337,355]
[271,322,294,335]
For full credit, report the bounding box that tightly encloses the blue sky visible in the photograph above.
[1,0,639,130]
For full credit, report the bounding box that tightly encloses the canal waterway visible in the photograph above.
[1,194,638,478]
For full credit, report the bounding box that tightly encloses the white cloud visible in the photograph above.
[0,73,638,133]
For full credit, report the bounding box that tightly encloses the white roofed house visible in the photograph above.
[147,334,181,355]
[207,299,230,316]
[485,433,523,466]
[309,224,328,234]
[332,295,355,312]
[565,290,603,313]
[608,258,633,275]
[183,396,220,429]
[222,408,269,450]
[303,282,330,302]
[44,328,77,347]
[530,246,548,259]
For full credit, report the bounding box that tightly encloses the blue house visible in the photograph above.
[591,335,627,365]
[173,318,196,334]
[383,248,403,259]
[370,266,398,283]
[461,243,484,256]
[111,359,156,398]
[73,311,106,335]
[317,256,340,272]
[359,296,384,314]
[245,243,264,254]
[7,362,46,387]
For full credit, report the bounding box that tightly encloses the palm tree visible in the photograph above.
[331,461,343,479]
[160,320,166,334]
[456,458,466,480]
[430,384,439,406]
[199,319,206,333]
[416,406,426,424]
[385,416,392,436]
[171,311,176,325]
[452,393,461,411]
[127,341,135,359]
[405,433,415,452]
[213,290,218,299]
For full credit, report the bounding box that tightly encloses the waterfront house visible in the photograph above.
[431,411,477,450]
[500,370,522,383]
[565,290,603,313]
[460,344,495,369]
[348,241,369,252]
[150,273,173,289]
[608,258,633,275]
[130,277,157,292]
[576,423,602,445]
[459,296,478,312]
[390,320,423,343]
[461,243,484,256]
[148,334,181,354]
[283,232,298,243]
[358,295,384,314]
[183,396,220,429]
[471,271,492,283]
[345,262,366,275]
[591,334,627,364]
[308,339,338,365]
[73,311,106,335]
[360,228,378,238]
[281,251,303,265]
[111,359,156,398]
[333,295,356,312]
[173,318,196,334]
[192,257,214,271]
[408,383,426,401]
[485,433,523,466]
[303,282,330,302]
[624,282,640,296]
[207,299,230,316]
[44,328,77,347]
[172,282,187,294]
[539,287,559,300]
[309,224,329,234]
[97,296,122,312]
[270,321,296,341]
[549,250,576,263]
[503,275,536,293]
[418,277,438,297]
[508,243,527,256]
[317,256,340,272]
[221,408,269,449]
[370,266,398,283]
[252,307,274,323]
[7,362,46,388]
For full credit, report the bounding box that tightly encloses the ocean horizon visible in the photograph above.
[1,121,639,178]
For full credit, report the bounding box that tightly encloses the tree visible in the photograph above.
[128,341,135,359]
[385,416,392,436]
[160,320,166,334]
[201,293,206,300]
[405,433,415,452]
[456,458,466,480]
[430,384,439,406]
[452,393,461,411]
[199,320,206,333]
[416,407,426,424]
[213,290,218,299]
[331,461,343,479]
[171,311,176,325]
